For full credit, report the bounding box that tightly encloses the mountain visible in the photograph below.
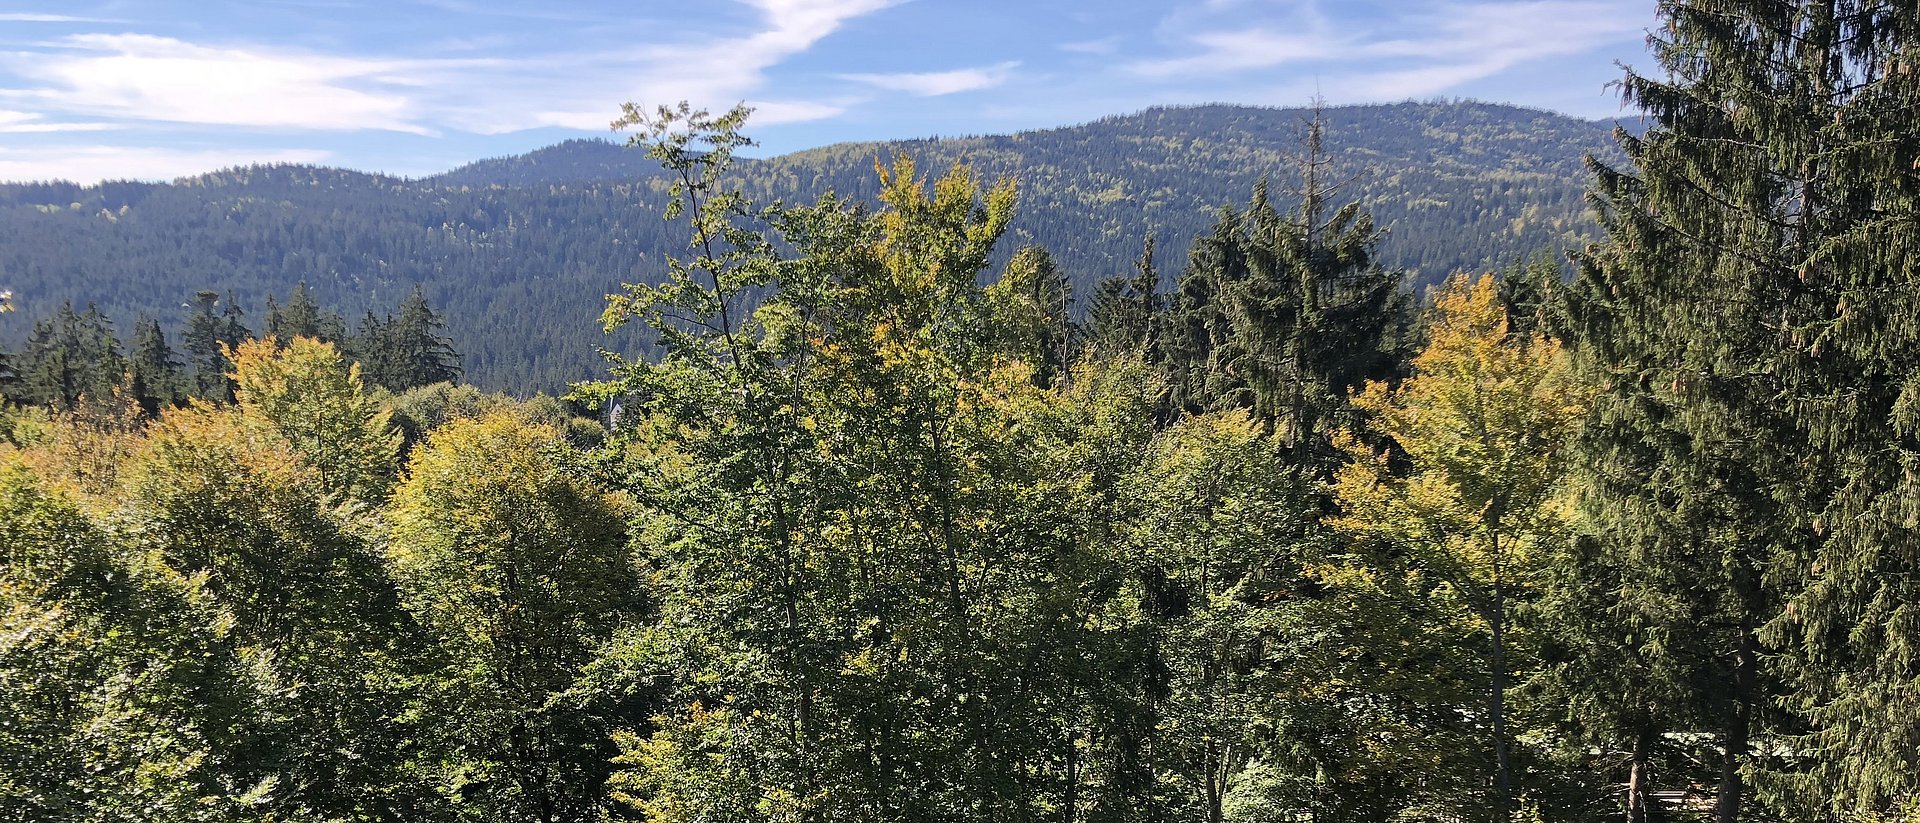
[0,100,1624,392]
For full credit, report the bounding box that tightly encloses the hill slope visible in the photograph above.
[0,101,1622,392]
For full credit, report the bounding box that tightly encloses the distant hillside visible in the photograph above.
[0,101,1623,392]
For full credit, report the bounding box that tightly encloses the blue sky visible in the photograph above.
[0,0,1657,183]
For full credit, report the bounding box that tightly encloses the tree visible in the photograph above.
[127,315,181,414]
[126,403,440,818]
[362,288,461,391]
[17,302,125,410]
[987,244,1075,387]
[265,282,346,344]
[228,336,401,505]
[1084,234,1162,361]
[1567,1,1920,817]
[1160,114,1407,466]
[1333,273,1588,821]
[0,457,296,821]
[387,413,638,823]
[181,290,249,403]
[1121,410,1335,823]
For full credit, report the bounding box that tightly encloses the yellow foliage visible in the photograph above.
[1333,272,1589,614]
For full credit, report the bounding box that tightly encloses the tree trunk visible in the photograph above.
[1491,596,1512,823]
[1490,529,1513,823]
[1716,619,1757,823]
[1626,725,1652,823]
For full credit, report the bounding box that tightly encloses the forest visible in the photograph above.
[4,1,1920,822]
[0,100,1613,391]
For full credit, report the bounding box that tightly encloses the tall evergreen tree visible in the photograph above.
[1085,234,1162,358]
[128,316,181,414]
[359,288,460,391]
[1160,115,1406,467]
[19,302,124,410]
[182,291,249,403]
[1565,0,1920,817]
[266,282,343,343]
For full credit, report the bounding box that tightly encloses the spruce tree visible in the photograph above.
[1085,234,1161,358]
[128,316,182,414]
[19,302,124,409]
[266,282,341,343]
[182,291,249,403]
[372,288,460,391]
[1566,0,1920,817]
[1159,112,1405,468]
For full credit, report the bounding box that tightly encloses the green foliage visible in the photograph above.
[229,335,401,504]
[0,101,1613,391]
[10,50,1920,822]
[16,302,125,410]
[0,457,299,822]
[387,413,639,823]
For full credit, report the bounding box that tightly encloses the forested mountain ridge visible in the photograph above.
[0,100,1621,391]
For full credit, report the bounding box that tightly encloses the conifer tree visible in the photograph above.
[182,291,249,403]
[1566,0,1920,817]
[266,282,344,343]
[1086,234,1161,358]
[357,288,460,391]
[128,316,181,414]
[1160,114,1405,466]
[19,302,124,410]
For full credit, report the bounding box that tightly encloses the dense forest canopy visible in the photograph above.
[0,101,1616,392]
[6,1,1920,821]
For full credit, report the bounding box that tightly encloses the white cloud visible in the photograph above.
[5,34,464,133]
[1131,29,1342,77]
[841,61,1019,97]
[0,109,122,132]
[0,13,122,23]
[1129,0,1645,99]
[0,0,899,141]
[485,0,898,133]
[747,98,854,124]
[0,145,334,184]
[1059,37,1121,55]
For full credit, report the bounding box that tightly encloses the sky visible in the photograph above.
[0,0,1659,183]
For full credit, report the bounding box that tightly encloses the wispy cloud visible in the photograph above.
[1130,0,1645,98]
[841,61,1019,97]
[0,13,124,23]
[0,108,122,132]
[1131,28,1342,77]
[0,0,899,138]
[0,145,334,183]
[2,34,477,133]
[506,0,899,132]
[1059,37,1120,55]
